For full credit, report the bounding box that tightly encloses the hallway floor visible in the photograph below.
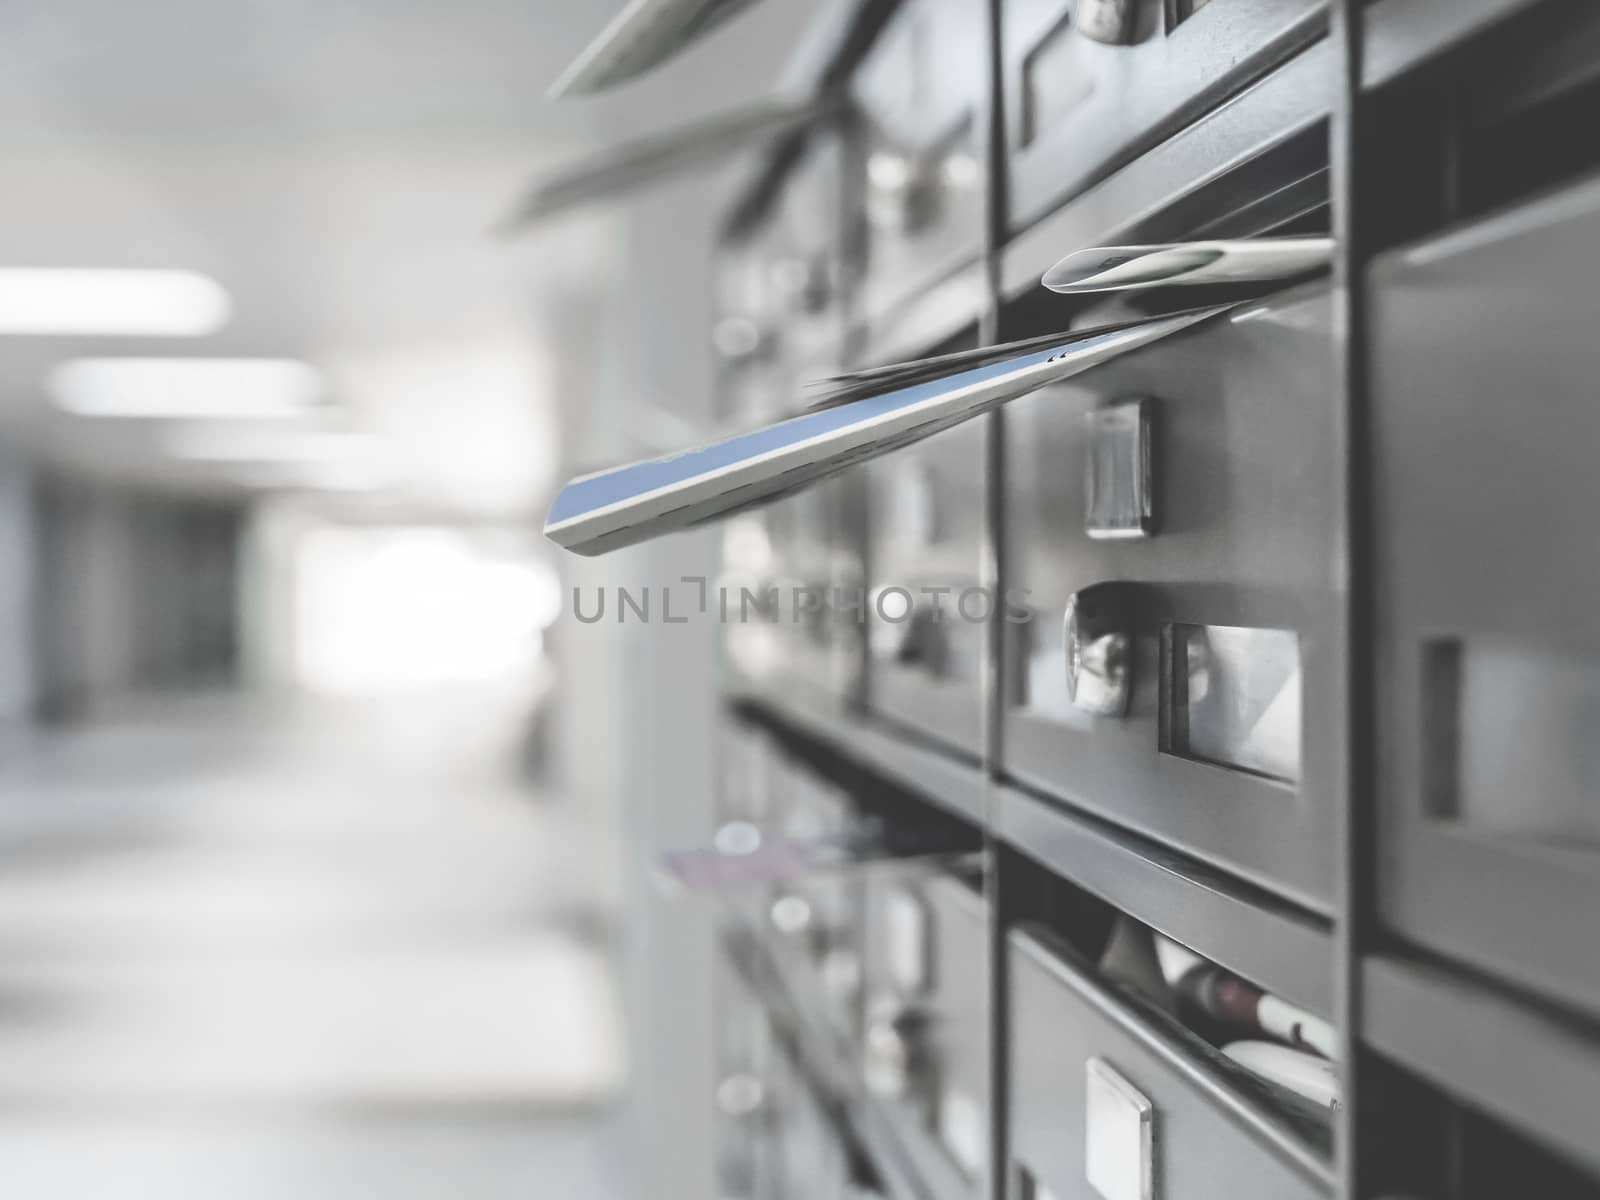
[0,690,628,1199]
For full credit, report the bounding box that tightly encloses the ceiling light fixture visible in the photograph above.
[165,429,395,493]
[51,357,324,418]
[219,462,397,493]
[0,269,230,336]
[162,428,381,464]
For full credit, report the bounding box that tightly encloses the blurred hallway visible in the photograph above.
[0,690,626,1200]
[0,0,819,1193]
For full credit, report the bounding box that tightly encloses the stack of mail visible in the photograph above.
[544,237,1332,557]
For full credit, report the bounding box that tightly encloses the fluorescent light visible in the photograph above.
[168,429,397,493]
[164,428,380,464]
[0,269,229,336]
[51,357,324,418]
[228,464,397,493]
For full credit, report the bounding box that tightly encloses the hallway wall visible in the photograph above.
[0,463,34,730]
[549,171,726,1200]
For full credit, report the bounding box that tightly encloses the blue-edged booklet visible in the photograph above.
[545,304,1228,556]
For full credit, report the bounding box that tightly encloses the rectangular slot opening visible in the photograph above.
[1452,9,1600,223]
[1425,637,1600,846]
[1166,624,1301,784]
[1365,1052,1600,1200]
[999,120,1332,328]
[1366,3,1600,248]
[1004,850,1337,1160]
[1457,84,1600,222]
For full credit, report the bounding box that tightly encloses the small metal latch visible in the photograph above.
[1085,397,1154,540]
[1075,0,1140,46]
[896,602,950,676]
[1085,1057,1156,1200]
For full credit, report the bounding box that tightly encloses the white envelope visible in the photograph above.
[1042,237,1333,294]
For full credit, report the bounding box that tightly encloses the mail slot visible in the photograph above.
[1000,0,1326,233]
[862,869,990,1197]
[715,953,780,1200]
[769,1042,857,1200]
[851,0,987,335]
[716,719,782,939]
[763,477,865,710]
[717,935,872,1200]
[714,193,799,702]
[864,409,988,757]
[720,486,862,710]
[1006,927,1328,1200]
[764,759,866,1043]
[770,131,849,368]
[1371,169,1600,1021]
[715,129,860,712]
[715,125,847,381]
[1002,284,1340,911]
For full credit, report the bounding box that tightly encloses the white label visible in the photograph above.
[1085,1058,1155,1200]
[937,1085,987,1180]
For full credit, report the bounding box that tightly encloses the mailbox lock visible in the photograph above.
[1076,0,1140,46]
[896,602,950,676]
[866,150,935,235]
[1064,584,1136,717]
[863,996,933,1099]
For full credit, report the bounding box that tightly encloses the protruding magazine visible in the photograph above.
[544,305,1229,556]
